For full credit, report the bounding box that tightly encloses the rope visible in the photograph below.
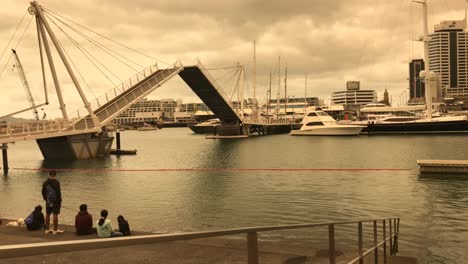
[10,167,412,172]
[44,7,172,67]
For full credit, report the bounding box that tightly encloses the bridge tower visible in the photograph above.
[29,1,112,160]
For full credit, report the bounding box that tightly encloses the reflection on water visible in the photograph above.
[1,128,468,263]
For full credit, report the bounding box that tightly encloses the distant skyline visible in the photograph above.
[0,0,467,118]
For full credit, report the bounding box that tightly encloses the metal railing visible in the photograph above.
[68,60,182,122]
[0,117,99,143]
[0,217,400,263]
[243,116,298,125]
[68,61,183,128]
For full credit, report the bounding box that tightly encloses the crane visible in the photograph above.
[12,49,39,120]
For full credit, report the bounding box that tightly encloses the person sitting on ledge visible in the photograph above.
[25,205,45,231]
[117,215,131,236]
[96,209,122,238]
[75,204,95,235]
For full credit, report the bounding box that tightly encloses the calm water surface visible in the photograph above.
[1,128,468,263]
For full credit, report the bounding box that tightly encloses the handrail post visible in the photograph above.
[393,218,398,254]
[395,218,400,254]
[247,231,258,264]
[358,222,363,264]
[383,220,387,264]
[373,220,378,264]
[328,224,336,264]
[389,219,393,256]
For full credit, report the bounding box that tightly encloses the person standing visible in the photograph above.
[41,170,63,234]
[75,204,94,235]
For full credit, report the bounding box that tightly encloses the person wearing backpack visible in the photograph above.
[41,170,63,234]
[25,205,45,231]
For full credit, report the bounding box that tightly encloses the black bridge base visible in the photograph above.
[37,133,114,160]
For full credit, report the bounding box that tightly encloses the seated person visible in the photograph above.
[75,204,94,235]
[25,205,45,231]
[117,215,131,236]
[96,209,122,238]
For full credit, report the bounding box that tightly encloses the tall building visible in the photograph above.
[428,18,468,99]
[409,59,425,99]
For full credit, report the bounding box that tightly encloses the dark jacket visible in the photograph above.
[75,211,94,235]
[41,178,62,203]
[26,210,45,231]
[118,220,131,236]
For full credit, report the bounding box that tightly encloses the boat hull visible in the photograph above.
[362,120,468,134]
[188,124,216,134]
[290,126,364,136]
[137,127,158,131]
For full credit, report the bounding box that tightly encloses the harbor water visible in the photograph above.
[1,128,468,263]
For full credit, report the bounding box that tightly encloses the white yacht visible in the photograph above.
[290,110,364,136]
[188,118,220,134]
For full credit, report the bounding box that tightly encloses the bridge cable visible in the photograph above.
[48,12,124,83]
[43,8,172,67]
[0,15,34,79]
[46,14,121,88]
[205,65,242,71]
[46,11,142,72]
[47,15,97,99]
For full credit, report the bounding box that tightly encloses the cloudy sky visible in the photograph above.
[0,0,467,119]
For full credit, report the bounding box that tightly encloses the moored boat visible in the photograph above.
[188,118,220,134]
[290,110,364,136]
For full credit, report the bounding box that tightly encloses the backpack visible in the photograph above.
[25,212,34,225]
[46,184,57,204]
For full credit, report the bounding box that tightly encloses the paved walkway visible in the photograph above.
[0,219,417,264]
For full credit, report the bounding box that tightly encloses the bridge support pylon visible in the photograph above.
[36,133,114,160]
[1,143,8,175]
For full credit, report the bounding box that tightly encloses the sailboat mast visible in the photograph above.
[304,74,307,113]
[277,56,281,115]
[284,65,288,113]
[422,0,432,119]
[267,71,271,115]
[253,41,256,104]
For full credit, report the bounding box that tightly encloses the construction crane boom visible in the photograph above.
[12,49,39,120]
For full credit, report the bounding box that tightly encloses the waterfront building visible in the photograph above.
[114,98,210,125]
[331,81,377,106]
[266,97,320,114]
[428,17,468,100]
[409,59,425,100]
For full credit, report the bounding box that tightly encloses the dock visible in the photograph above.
[109,149,137,155]
[417,159,468,174]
